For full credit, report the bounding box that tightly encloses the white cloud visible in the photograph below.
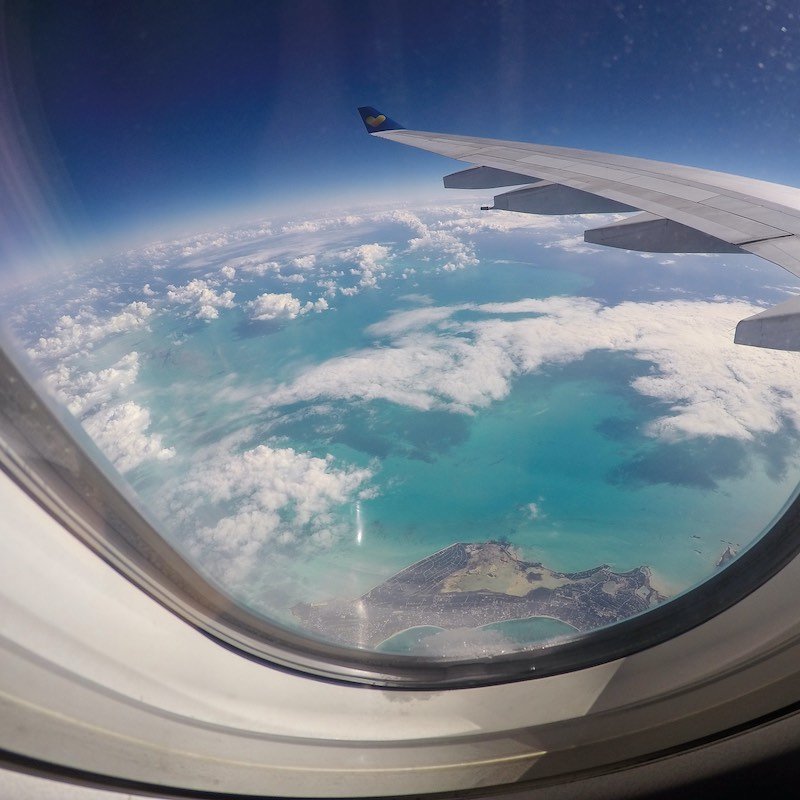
[542,234,599,255]
[263,296,800,442]
[266,329,510,413]
[82,401,175,473]
[167,278,235,320]
[475,299,551,314]
[375,209,429,235]
[171,442,374,584]
[20,201,798,498]
[373,206,611,271]
[306,297,329,313]
[399,293,433,305]
[199,305,221,320]
[237,259,280,276]
[246,292,302,321]
[341,243,391,290]
[438,207,621,237]
[316,278,339,297]
[366,305,470,337]
[281,220,327,234]
[29,301,154,360]
[154,221,273,259]
[376,208,478,272]
[245,292,328,321]
[341,242,392,272]
[277,214,367,236]
[39,350,176,475]
[292,254,317,270]
[407,224,477,272]
[47,351,141,416]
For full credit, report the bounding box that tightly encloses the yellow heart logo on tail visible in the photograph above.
[365,114,386,127]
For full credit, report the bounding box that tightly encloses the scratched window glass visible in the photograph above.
[4,0,800,657]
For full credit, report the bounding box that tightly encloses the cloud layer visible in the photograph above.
[30,301,154,360]
[169,440,374,584]
[82,401,176,473]
[265,296,800,442]
[10,200,800,608]
[245,292,328,321]
[167,278,236,320]
[43,352,175,473]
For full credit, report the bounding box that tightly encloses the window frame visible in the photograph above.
[3,339,800,689]
[5,351,800,796]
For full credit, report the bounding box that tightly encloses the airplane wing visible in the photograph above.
[357,106,800,352]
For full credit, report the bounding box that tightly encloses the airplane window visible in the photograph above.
[3,0,800,679]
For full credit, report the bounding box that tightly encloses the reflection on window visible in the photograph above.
[4,205,800,658]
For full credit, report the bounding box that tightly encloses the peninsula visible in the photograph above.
[292,541,667,649]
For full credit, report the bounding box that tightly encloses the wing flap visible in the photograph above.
[443,166,538,189]
[741,235,800,279]
[382,129,792,246]
[491,183,638,215]
[584,213,744,254]
[361,108,800,350]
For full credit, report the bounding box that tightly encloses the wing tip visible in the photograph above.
[357,106,405,133]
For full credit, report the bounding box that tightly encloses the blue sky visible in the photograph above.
[6,0,800,261]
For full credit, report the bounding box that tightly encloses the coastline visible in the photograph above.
[293,541,667,650]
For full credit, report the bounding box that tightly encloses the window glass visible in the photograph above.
[3,0,800,660]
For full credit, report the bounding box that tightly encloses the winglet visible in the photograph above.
[357,106,405,133]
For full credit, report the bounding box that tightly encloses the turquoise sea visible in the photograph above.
[377,618,579,655]
[7,211,800,650]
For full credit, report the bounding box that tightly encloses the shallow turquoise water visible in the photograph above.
[376,617,578,654]
[106,237,800,615]
[377,627,446,654]
[482,616,579,644]
[9,217,800,639]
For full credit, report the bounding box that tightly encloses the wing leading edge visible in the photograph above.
[358,107,800,352]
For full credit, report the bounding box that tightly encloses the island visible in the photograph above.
[292,541,667,649]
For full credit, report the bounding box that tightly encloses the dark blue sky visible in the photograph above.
[10,0,800,252]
